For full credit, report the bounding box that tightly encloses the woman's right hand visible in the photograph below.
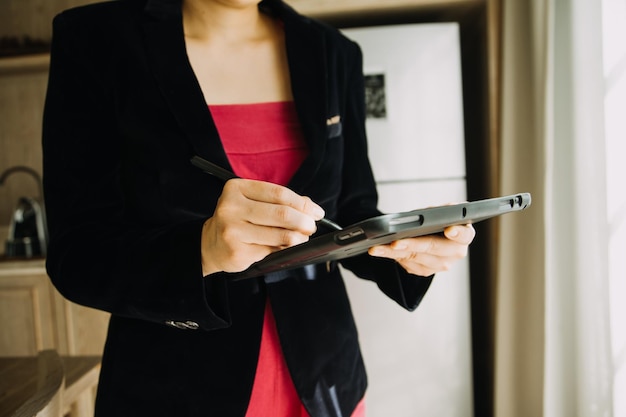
[200,178,325,276]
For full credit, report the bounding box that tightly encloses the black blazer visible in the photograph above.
[42,0,433,416]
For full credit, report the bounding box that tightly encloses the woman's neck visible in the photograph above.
[182,0,270,44]
[181,0,291,105]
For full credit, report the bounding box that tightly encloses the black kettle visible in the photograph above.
[1,166,48,258]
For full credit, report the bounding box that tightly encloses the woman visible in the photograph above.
[42,0,475,415]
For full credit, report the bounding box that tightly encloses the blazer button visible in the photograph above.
[165,320,199,330]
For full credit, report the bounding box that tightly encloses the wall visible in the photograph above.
[0,0,89,42]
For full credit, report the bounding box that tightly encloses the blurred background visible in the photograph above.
[0,1,624,416]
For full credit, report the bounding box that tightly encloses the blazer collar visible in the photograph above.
[277,2,329,191]
[140,0,328,192]
[144,0,180,19]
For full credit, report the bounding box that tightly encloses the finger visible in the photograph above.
[237,179,325,219]
[233,222,312,248]
[369,242,458,262]
[397,253,452,275]
[202,212,311,275]
[389,235,469,258]
[220,180,319,235]
[443,224,476,245]
[243,200,318,235]
[397,255,449,277]
[369,246,452,275]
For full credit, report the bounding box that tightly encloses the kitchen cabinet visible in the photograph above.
[0,259,109,357]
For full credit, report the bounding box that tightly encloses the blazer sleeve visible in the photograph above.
[42,12,230,330]
[335,40,434,311]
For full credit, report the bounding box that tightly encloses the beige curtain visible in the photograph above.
[495,0,614,416]
[495,0,548,415]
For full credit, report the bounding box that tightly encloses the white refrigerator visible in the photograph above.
[340,24,474,417]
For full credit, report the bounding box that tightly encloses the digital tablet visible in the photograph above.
[229,192,531,280]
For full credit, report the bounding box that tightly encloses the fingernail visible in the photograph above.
[447,228,459,237]
[312,205,325,219]
[370,247,384,256]
[393,243,407,250]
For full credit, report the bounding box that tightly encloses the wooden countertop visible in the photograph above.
[0,258,45,272]
[0,352,101,417]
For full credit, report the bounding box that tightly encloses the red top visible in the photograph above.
[209,101,308,186]
[210,101,365,417]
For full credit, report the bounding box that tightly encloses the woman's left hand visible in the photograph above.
[368,224,476,277]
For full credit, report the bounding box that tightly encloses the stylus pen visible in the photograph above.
[190,155,343,231]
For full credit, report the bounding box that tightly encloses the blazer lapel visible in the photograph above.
[141,0,232,171]
[277,4,329,192]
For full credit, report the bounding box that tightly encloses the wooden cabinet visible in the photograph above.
[0,259,109,357]
[0,260,56,355]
